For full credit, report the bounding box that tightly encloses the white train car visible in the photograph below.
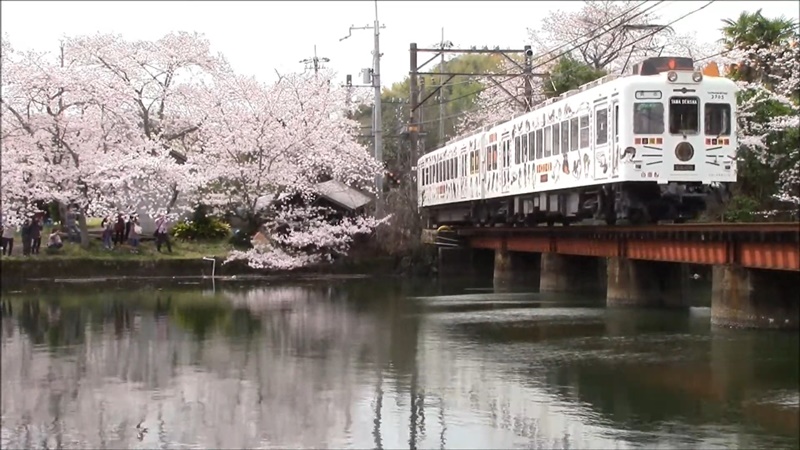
[417,56,738,226]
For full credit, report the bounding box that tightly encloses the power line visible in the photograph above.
[430,1,717,135]
[431,0,663,109]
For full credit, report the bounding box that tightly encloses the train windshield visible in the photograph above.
[633,102,664,134]
[705,103,731,136]
[669,97,700,135]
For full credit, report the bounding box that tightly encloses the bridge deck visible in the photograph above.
[450,223,800,271]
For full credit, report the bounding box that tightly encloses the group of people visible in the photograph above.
[100,212,172,253]
[0,210,173,257]
[102,213,142,252]
[1,216,64,256]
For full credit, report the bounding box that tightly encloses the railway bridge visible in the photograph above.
[426,222,800,330]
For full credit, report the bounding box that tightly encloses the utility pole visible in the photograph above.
[408,43,420,206]
[299,45,330,75]
[438,28,451,147]
[340,0,386,218]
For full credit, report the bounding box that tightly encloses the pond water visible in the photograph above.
[1,277,798,449]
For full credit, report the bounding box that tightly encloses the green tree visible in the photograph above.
[721,9,797,51]
[542,56,608,98]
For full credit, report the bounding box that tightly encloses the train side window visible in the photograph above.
[551,124,559,157]
[535,129,543,159]
[633,102,665,134]
[471,151,475,174]
[543,127,552,158]
[579,115,590,148]
[614,105,619,141]
[570,118,579,151]
[560,120,569,154]
[514,136,521,164]
[527,131,535,161]
[595,109,608,145]
[521,133,529,161]
[704,103,731,136]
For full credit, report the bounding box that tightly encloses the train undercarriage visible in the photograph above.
[425,181,732,228]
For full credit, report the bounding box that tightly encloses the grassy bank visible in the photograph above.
[1,238,232,261]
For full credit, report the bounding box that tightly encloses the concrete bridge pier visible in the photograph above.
[539,253,605,293]
[606,257,687,308]
[711,265,799,330]
[493,248,540,288]
[438,247,495,279]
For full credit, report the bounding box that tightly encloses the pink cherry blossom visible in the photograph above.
[2,32,383,266]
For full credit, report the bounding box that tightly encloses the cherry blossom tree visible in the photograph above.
[1,32,223,244]
[62,32,227,216]
[187,69,384,269]
[713,41,800,207]
[2,32,384,266]
[528,1,714,72]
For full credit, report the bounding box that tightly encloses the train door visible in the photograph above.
[501,138,510,194]
[593,101,610,180]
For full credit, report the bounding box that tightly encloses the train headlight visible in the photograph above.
[667,71,678,82]
[675,142,694,162]
[692,71,703,82]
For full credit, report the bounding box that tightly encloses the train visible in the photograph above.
[416,56,738,227]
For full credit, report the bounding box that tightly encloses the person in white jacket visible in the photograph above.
[1,223,15,256]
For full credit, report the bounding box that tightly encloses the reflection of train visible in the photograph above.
[416,57,738,226]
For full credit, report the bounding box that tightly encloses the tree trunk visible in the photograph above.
[78,209,90,249]
[57,201,68,226]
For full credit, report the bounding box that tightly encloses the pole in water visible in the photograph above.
[202,256,216,278]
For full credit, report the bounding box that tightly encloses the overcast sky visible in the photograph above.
[2,1,797,87]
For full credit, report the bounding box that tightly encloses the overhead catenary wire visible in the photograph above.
[434,0,665,108]
[432,0,717,130]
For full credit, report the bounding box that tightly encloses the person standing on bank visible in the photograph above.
[1,223,14,256]
[113,213,125,246]
[20,218,32,256]
[154,214,172,253]
[129,215,142,253]
[30,217,42,255]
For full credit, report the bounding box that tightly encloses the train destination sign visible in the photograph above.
[670,98,698,105]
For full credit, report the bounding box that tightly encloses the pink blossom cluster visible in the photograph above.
[1,32,383,267]
[712,42,800,204]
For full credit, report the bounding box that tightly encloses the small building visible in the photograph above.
[313,179,373,214]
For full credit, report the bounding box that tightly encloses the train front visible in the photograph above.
[619,57,738,221]
[623,57,738,186]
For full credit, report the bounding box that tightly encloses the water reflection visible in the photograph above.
[1,279,798,449]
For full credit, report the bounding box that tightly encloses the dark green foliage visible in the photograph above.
[543,57,607,98]
[171,205,231,241]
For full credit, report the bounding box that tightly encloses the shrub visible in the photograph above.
[172,217,231,241]
[170,204,232,241]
